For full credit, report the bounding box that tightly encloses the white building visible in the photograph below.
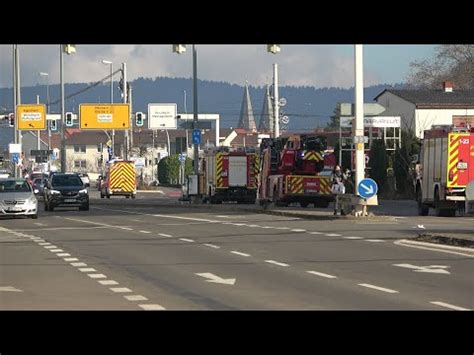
[374,81,474,138]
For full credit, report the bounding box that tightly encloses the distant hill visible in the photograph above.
[0,78,405,140]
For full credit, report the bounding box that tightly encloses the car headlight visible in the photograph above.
[50,190,61,195]
[79,189,88,194]
[27,196,37,205]
[34,189,39,194]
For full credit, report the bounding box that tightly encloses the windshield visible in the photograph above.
[0,180,32,193]
[52,175,84,187]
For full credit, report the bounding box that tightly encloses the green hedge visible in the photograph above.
[158,155,194,184]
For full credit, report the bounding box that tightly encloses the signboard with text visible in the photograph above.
[340,116,401,128]
[17,104,46,130]
[148,103,177,129]
[80,104,130,130]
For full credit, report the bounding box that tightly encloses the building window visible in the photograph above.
[74,145,86,153]
[74,160,87,169]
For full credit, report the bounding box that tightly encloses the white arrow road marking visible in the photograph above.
[360,183,374,194]
[0,286,23,292]
[195,272,236,285]
[393,263,451,274]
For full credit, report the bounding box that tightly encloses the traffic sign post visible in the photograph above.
[192,129,201,145]
[357,178,378,199]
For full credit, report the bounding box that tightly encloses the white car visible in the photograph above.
[0,178,38,219]
[78,173,90,187]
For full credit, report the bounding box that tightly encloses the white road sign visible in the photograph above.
[148,103,177,129]
[340,116,401,128]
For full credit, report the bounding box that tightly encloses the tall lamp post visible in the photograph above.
[267,45,281,138]
[39,72,51,149]
[101,60,114,158]
[60,44,76,173]
[172,45,199,178]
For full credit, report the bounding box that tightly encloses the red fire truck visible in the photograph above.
[201,147,259,204]
[258,135,336,208]
[415,125,474,216]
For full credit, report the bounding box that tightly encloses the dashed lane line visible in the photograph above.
[125,295,148,301]
[430,301,470,311]
[264,260,290,267]
[56,253,71,257]
[230,251,251,257]
[71,262,88,267]
[358,283,399,294]
[38,242,51,246]
[88,274,107,279]
[110,287,132,293]
[139,304,166,310]
[306,271,338,279]
[79,268,97,273]
[308,231,323,235]
[365,239,385,243]
[204,243,220,249]
[98,280,119,286]
[158,233,173,238]
[179,238,195,243]
[44,245,57,249]
[291,229,307,232]
[50,249,63,253]
[343,236,364,240]
[325,233,342,237]
[64,258,79,262]
[139,230,151,234]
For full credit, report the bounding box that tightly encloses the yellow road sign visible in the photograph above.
[80,104,130,130]
[17,104,46,130]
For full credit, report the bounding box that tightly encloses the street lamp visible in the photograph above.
[101,59,115,158]
[173,45,199,177]
[267,45,280,137]
[60,44,76,173]
[39,72,51,150]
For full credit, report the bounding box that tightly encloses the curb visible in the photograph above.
[415,233,474,249]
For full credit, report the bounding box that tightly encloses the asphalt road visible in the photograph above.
[1,195,472,310]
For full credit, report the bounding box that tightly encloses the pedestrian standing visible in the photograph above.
[331,165,346,215]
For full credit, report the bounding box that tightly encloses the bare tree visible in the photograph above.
[407,45,474,89]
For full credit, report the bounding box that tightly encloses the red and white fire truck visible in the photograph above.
[201,147,259,204]
[258,135,336,208]
[415,125,474,216]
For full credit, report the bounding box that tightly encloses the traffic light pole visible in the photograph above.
[60,45,66,173]
[122,63,128,160]
[192,45,200,201]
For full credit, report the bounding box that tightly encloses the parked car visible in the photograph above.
[0,178,38,219]
[32,178,48,197]
[78,173,90,187]
[44,173,89,211]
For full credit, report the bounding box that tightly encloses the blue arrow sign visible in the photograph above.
[357,178,378,199]
[11,153,19,164]
[179,153,186,162]
[192,129,201,145]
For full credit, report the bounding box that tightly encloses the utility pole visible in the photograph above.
[193,45,199,176]
[14,45,22,177]
[12,45,17,177]
[36,95,41,149]
[354,44,365,196]
[273,63,279,138]
[184,89,188,152]
[60,45,66,172]
[129,84,133,150]
[122,63,128,160]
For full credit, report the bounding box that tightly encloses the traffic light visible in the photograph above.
[8,113,14,127]
[135,112,144,127]
[50,119,57,131]
[65,112,73,127]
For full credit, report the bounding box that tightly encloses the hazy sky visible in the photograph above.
[0,45,435,89]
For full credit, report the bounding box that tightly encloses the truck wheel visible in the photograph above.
[126,195,130,199]
[434,189,454,217]
[417,189,429,216]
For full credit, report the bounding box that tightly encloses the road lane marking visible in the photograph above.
[44,245,57,249]
[132,219,142,222]
[179,238,195,243]
[247,224,260,227]
[306,271,337,279]
[71,262,88,267]
[139,230,151,234]
[38,242,51,246]
[125,295,148,301]
[430,301,469,311]
[309,232,323,235]
[394,240,474,258]
[265,260,290,267]
[204,243,220,249]
[33,239,45,242]
[88,274,107,279]
[358,283,399,294]
[139,304,165,310]
[56,253,71,257]
[275,227,290,230]
[261,226,273,229]
[121,227,134,231]
[64,258,79,262]
[34,223,45,226]
[365,239,385,243]
[291,229,306,232]
[0,286,23,292]
[50,249,63,252]
[158,233,173,238]
[233,223,246,226]
[98,280,119,286]
[343,236,364,240]
[79,268,96,273]
[230,251,251,257]
[196,273,236,285]
[393,263,450,275]
[110,287,132,293]
[325,233,342,237]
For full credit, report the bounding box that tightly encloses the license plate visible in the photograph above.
[64,198,77,203]
[6,207,21,211]
[457,162,468,170]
